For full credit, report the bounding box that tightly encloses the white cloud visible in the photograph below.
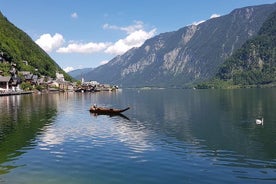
[36,21,156,57]
[35,33,64,52]
[103,20,144,34]
[71,12,78,19]
[57,42,111,53]
[100,60,109,65]
[63,66,74,73]
[104,21,157,55]
[105,29,156,55]
[55,21,156,56]
[191,14,221,26]
[210,14,220,19]
[192,20,205,26]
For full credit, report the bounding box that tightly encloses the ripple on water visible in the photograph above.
[2,95,276,183]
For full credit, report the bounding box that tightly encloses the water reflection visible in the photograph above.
[90,112,130,120]
[0,94,58,174]
[0,90,275,183]
[124,89,276,181]
[39,112,153,156]
[125,89,276,161]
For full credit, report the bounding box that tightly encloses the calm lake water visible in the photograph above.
[0,88,275,184]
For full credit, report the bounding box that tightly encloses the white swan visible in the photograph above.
[256,118,264,125]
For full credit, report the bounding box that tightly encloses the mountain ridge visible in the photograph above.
[214,9,276,87]
[68,68,94,79]
[80,3,276,87]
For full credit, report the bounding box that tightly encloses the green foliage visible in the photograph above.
[195,79,234,89]
[0,12,72,81]
[35,85,44,91]
[258,10,276,36]
[0,63,10,75]
[215,10,276,87]
[20,82,33,91]
[76,80,82,86]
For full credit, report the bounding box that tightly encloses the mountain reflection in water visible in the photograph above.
[0,89,275,183]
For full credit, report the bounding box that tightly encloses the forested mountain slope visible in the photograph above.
[0,11,72,81]
[216,10,276,86]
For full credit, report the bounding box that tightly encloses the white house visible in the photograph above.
[56,72,65,82]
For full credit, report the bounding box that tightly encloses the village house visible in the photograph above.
[47,72,71,92]
[19,71,39,86]
[0,75,21,92]
[56,72,65,82]
[1,53,73,93]
[0,76,12,91]
[11,77,21,91]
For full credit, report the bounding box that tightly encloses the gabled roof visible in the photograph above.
[0,76,11,82]
[24,74,33,80]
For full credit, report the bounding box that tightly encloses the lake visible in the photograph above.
[0,88,275,184]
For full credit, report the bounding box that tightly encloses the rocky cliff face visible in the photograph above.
[83,3,276,87]
[216,9,276,86]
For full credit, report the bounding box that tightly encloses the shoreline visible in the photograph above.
[0,91,33,96]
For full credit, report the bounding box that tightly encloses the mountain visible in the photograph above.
[68,68,94,79]
[216,9,276,86]
[0,11,72,81]
[83,3,276,87]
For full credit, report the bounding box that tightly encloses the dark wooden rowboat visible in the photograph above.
[89,106,130,114]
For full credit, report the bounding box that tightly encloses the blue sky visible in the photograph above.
[1,0,275,72]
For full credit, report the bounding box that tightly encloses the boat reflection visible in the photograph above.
[90,112,130,120]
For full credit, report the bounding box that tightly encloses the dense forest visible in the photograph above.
[196,10,276,89]
[0,11,72,81]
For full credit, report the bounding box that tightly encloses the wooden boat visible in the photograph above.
[89,106,130,114]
